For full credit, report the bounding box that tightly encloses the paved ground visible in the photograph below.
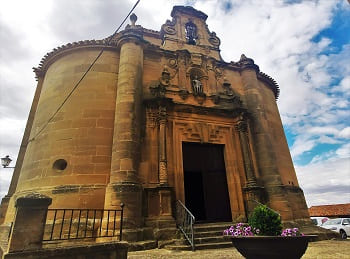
[128,239,350,259]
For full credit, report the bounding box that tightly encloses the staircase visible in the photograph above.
[164,222,233,251]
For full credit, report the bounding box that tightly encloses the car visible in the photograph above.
[311,217,329,226]
[320,218,350,239]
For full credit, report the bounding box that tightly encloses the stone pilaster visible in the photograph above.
[158,106,168,185]
[239,54,293,220]
[235,116,257,188]
[104,19,144,231]
[235,115,263,215]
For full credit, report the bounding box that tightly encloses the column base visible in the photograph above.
[264,185,294,221]
[243,185,265,216]
[104,182,143,229]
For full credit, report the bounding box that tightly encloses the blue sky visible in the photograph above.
[285,2,350,168]
[0,0,349,207]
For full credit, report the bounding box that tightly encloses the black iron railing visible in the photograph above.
[43,204,124,241]
[176,200,195,251]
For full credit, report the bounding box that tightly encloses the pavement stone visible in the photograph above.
[128,240,350,259]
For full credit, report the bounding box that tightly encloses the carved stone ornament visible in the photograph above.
[162,19,176,35]
[215,67,223,79]
[239,54,259,72]
[235,119,248,133]
[160,66,171,86]
[149,81,166,98]
[168,58,178,69]
[158,106,167,122]
[222,77,234,96]
[179,89,189,100]
[163,25,176,35]
[208,32,220,47]
[195,93,206,105]
[212,95,220,104]
[190,53,202,66]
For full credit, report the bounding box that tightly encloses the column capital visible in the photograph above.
[235,118,248,133]
[158,106,167,123]
[117,29,144,48]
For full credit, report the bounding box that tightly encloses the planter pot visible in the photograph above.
[228,235,316,259]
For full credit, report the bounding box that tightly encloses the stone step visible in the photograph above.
[175,235,226,245]
[194,222,233,233]
[195,230,224,238]
[163,221,234,251]
[164,241,233,251]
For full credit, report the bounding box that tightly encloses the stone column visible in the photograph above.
[104,19,144,231]
[158,106,168,185]
[7,193,52,253]
[239,54,293,220]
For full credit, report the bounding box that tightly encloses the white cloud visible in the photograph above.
[291,137,317,157]
[296,144,350,207]
[336,142,350,158]
[339,127,350,138]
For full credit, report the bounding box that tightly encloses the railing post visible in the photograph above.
[176,200,195,251]
[7,193,52,253]
[120,203,124,241]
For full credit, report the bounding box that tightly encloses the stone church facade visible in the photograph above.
[1,6,309,242]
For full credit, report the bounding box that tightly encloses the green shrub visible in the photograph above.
[248,204,282,236]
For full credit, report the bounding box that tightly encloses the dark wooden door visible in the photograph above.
[182,142,232,222]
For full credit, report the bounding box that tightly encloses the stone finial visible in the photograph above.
[239,54,255,64]
[130,13,137,26]
[240,54,248,61]
[239,54,259,72]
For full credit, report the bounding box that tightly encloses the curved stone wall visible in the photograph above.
[5,49,119,222]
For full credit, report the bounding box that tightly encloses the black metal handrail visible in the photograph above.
[43,204,124,241]
[176,200,195,251]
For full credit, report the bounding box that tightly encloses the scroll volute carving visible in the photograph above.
[208,32,220,47]
[161,19,177,36]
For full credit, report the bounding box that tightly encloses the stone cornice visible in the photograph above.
[257,72,280,100]
[171,6,208,21]
[32,39,117,80]
[32,27,161,80]
[144,97,246,119]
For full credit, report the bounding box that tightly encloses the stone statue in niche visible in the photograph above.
[185,21,197,45]
[160,66,171,86]
[192,75,203,95]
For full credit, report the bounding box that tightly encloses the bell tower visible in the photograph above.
[160,6,222,60]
